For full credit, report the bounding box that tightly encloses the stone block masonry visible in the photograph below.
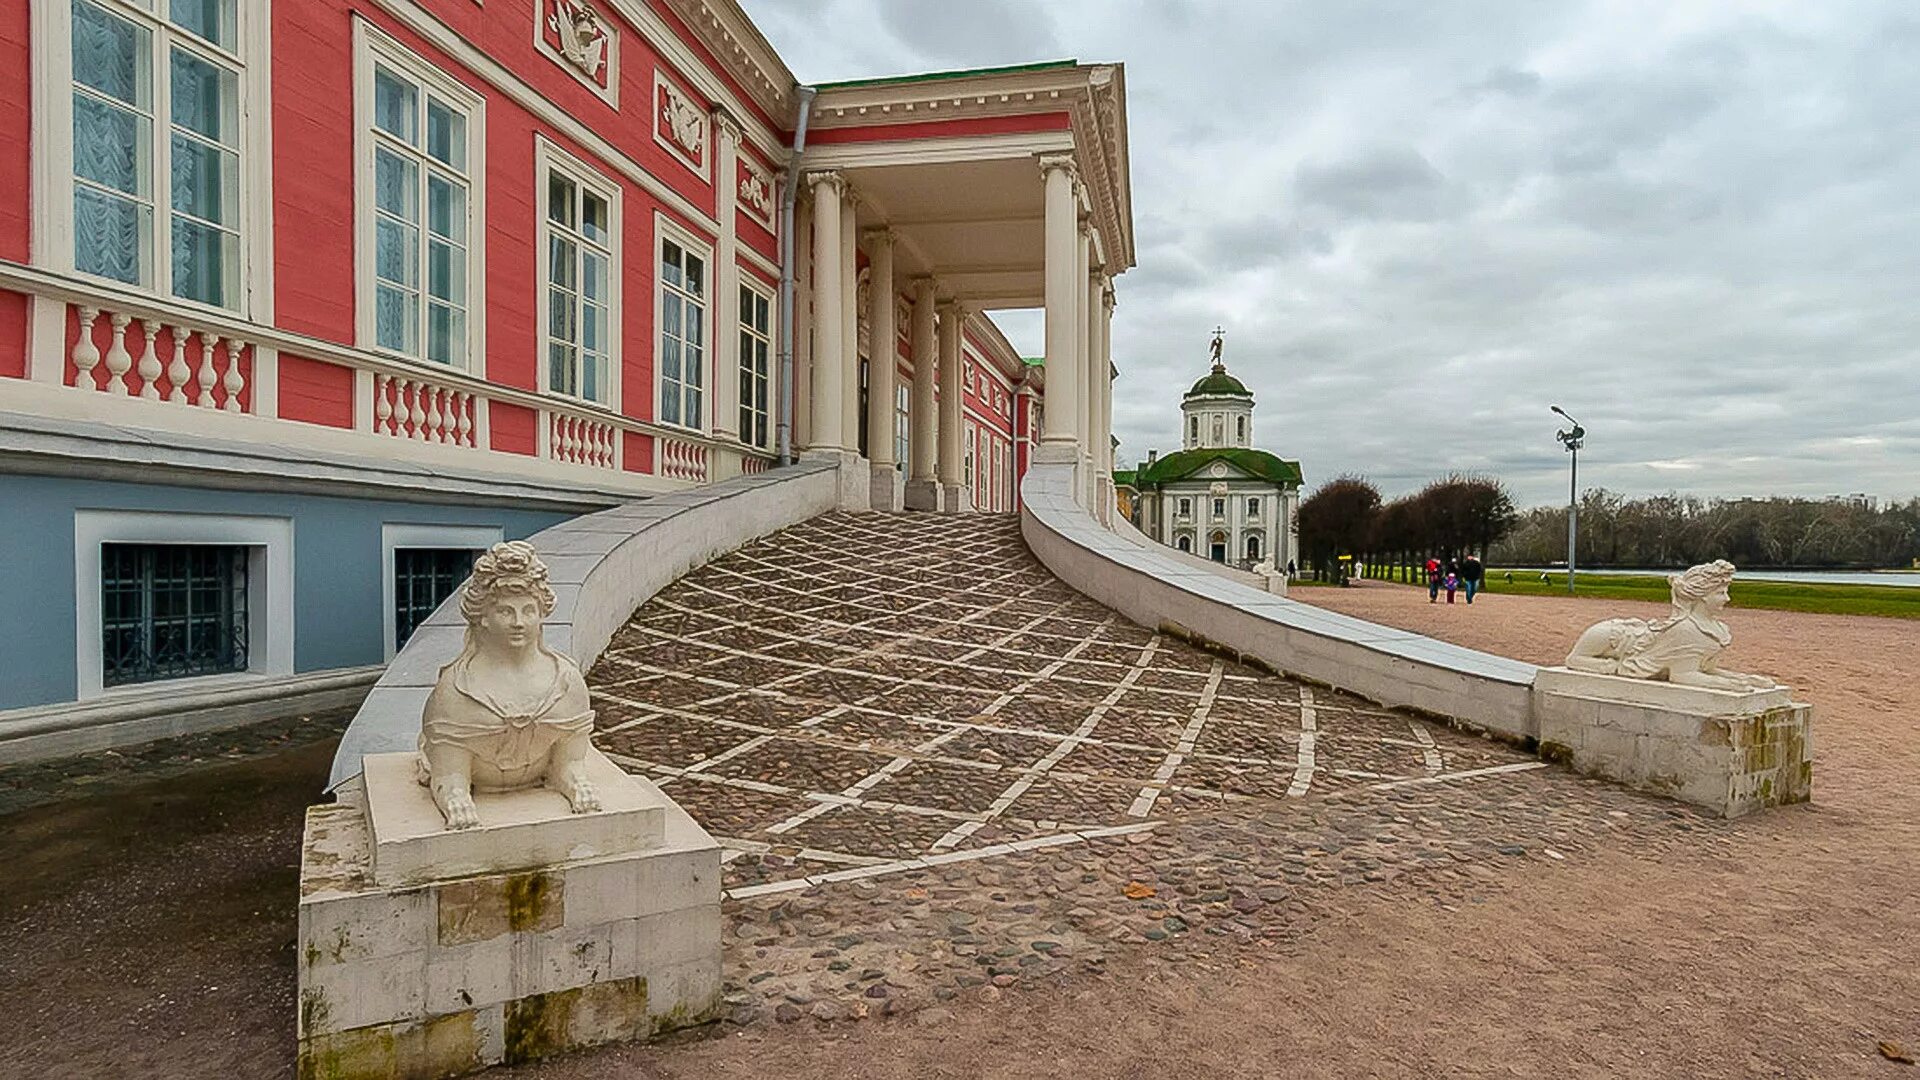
[1533,668,1812,818]
[296,789,722,1079]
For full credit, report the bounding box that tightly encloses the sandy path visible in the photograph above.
[509,584,1919,1079]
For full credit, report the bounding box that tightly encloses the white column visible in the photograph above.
[1075,227,1093,479]
[908,278,937,482]
[1038,154,1080,451]
[840,189,861,455]
[1097,280,1115,476]
[936,300,964,490]
[864,229,897,467]
[805,172,845,451]
[711,111,742,445]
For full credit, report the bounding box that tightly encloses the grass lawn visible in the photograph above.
[1456,569,1920,620]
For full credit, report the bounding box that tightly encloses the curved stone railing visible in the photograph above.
[327,460,840,788]
[1020,462,1538,741]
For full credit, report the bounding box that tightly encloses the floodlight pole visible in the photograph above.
[1552,406,1584,595]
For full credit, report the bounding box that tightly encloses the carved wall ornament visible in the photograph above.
[417,541,599,829]
[737,158,775,228]
[1564,560,1778,690]
[537,0,618,104]
[655,71,708,177]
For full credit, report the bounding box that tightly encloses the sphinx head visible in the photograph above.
[462,541,556,653]
[1669,559,1736,616]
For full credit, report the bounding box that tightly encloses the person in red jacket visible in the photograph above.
[1425,557,1442,603]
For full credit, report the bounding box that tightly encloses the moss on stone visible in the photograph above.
[505,871,557,933]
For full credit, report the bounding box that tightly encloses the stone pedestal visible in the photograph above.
[297,751,722,1079]
[800,447,871,511]
[1261,571,1289,597]
[869,462,905,512]
[1532,667,1812,818]
[938,483,971,513]
[904,477,940,511]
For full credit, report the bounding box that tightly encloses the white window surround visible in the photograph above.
[380,522,501,660]
[351,18,488,371]
[535,136,622,408]
[29,0,275,319]
[654,212,712,432]
[73,509,294,702]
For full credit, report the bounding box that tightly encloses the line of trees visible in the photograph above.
[1491,491,1920,569]
[1297,474,1519,581]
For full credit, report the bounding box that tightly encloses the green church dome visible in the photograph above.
[1185,367,1251,398]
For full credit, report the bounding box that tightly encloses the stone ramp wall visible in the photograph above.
[328,461,841,790]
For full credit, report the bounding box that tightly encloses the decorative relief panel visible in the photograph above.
[737,157,775,230]
[654,70,709,179]
[537,0,618,106]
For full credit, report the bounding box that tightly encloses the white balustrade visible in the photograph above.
[63,302,252,411]
[547,411,617,469]
[658,436,709,483]
[373,373,478,448]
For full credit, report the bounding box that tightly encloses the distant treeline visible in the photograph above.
[1489,491,1920,569]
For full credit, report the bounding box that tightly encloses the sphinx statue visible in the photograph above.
[1564,559,1776,691]
[418,541,599,829]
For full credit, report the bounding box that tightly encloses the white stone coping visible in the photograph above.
[1533,666,1793,717]
[1019,462,1540,741]
[328,461,840,789]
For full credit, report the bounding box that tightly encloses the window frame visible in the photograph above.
[33,0,274,317]
[352,19,488,370]
[73,509,292,701]
[654,213,713,432]
[736,277,775,450]
[535,137,622,409]
[381,522,502,660]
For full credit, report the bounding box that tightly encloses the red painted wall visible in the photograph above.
[0,2,31,263]
[491,400,537,455]
[272,3,358,341]
[278,354,357,428]
[0,289,26,379]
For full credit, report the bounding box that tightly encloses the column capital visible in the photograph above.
[936,298,969,319]
[861,226,897,249]
[710,106,744,144]
[1038,152,1079,184]
[910,275,936,301]
[805,170,847,196]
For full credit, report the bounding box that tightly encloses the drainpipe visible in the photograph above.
[775,85,818,466]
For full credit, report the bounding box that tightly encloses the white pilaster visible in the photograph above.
[792,194,813,450]
[839,188,860,455]
[935,300,966,508]
[1074,223,1093,505]
[711,111,742,444]
[904,278,939,511]
[864,229,897,467]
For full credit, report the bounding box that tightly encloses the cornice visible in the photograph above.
[652,0,797,125]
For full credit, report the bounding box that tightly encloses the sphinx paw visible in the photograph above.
[567,778,601,814]
[442,791,481,830]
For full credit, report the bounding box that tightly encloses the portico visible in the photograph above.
[793,62,1133,515]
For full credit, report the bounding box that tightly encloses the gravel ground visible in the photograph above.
[2,568,1915,1078]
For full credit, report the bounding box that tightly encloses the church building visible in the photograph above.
[1128,335,1301,568]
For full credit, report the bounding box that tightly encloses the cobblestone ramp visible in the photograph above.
[588,511,1540,896]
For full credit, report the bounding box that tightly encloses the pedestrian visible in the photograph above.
[1461,553,1484,604]
[1425,557,1442,603]
[1286,559,1296,580]
[1444,569,1459,604]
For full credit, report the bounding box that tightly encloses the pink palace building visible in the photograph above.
[0,0,1134,750]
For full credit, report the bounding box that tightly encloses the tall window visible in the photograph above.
[371,59,472,364]
[544,168,612,403]
[101,542,249,686]
[659,237,706,428]
[738,285,772,448]
[964,424,976,486]
[1212,497,1225,518]
[1237,415,1247,444]
[71,0,242,307]
[1178,497,1192,516]
[1188,416,1198,445]
[893,383,909,467]
[1247,496,1260,516]
[1246,534,1262,561]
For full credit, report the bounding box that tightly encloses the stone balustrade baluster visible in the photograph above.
[71,306,101,387]
[375,375,393,435]
[454,393,472,447]
[196,333,220,408]
[396,378,415,438]
[137,321,161,400]
[223,338,246,413]
[166,325,190,403]
[103,313,133,395]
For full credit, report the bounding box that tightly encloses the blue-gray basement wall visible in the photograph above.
[0,474,578,711]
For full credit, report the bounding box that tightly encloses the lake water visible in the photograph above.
[1506,567,1920,589]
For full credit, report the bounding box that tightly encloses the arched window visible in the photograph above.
[1176,535,1192,553]
[1246,534,1262,561]
[1237,416,1247,444]
[1188,416,1198,445]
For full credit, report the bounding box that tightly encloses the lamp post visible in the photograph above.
[1551,405,1584,594]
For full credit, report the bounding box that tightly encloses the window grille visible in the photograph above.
[101,542,248,686]
[394,547,476,651]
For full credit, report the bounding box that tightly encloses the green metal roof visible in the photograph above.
[1185,370,1251,398]
[814,60,1079,92]
[1022,356,1045,367]
[1113,469,1137,488]
[1134,447,1302,489]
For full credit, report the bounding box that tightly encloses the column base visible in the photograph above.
[939,483,972,513]
[904,477,940,511]
[799,447,871,511]
[869,462,905,512]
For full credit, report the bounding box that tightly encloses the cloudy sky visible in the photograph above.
[747,0,1920,506]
